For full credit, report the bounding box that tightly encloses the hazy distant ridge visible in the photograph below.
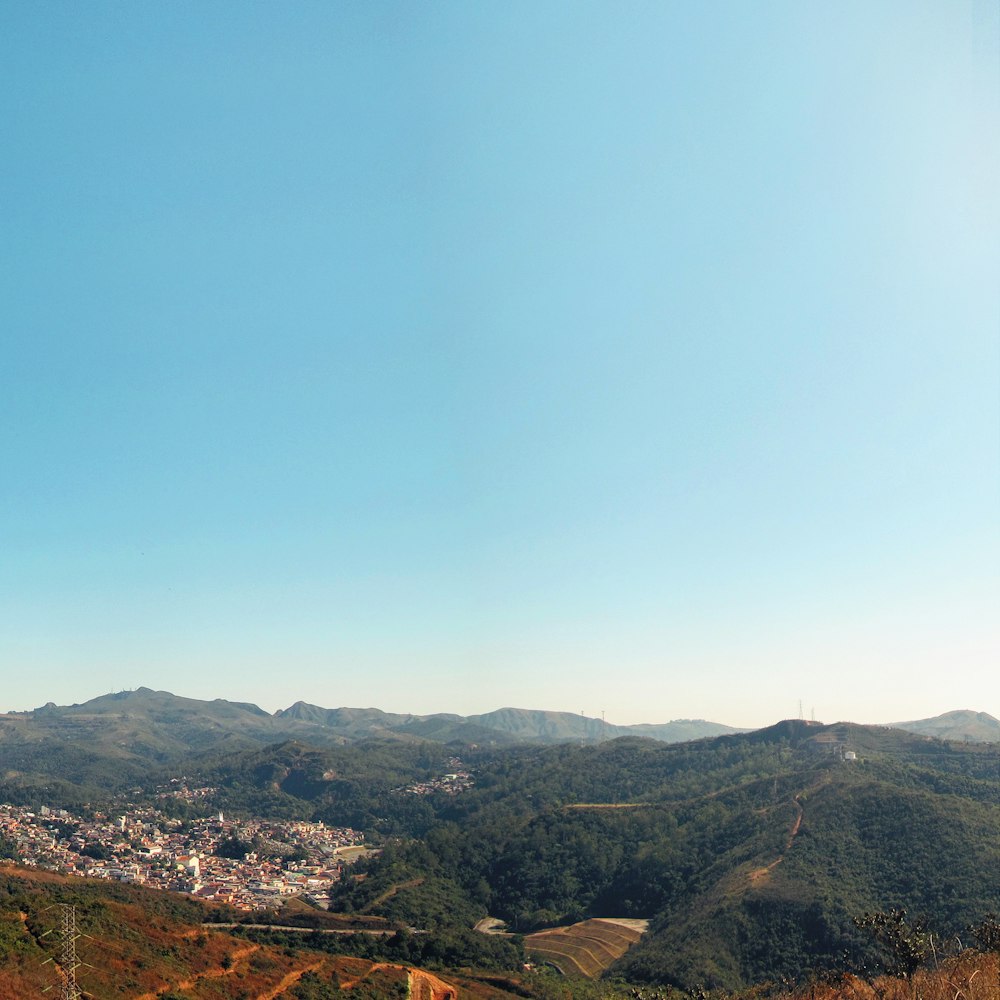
[4,691,995,792]
[275,699,745,744]
[890,709,1000,743]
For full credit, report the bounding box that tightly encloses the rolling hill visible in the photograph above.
[275,700,745,744]
[0,688,742,799]
[321,720,1000,990]
[0,867,550,1000]
[5,688,995,798]
[1,697,999,994]
[0,689,352,797]
[889,709,1000,743]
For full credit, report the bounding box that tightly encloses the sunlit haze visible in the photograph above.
[2,3,997,730]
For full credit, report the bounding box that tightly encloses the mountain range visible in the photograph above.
[273,698,747,744]
[1,690,999,992]
[5,688,743,768]
[2,689,995,776]
[0,687,994,804]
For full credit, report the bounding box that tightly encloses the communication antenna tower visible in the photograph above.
[40,904,91,1000]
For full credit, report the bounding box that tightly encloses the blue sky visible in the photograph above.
[2,2,997,727]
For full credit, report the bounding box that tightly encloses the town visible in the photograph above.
[0,795,367,911]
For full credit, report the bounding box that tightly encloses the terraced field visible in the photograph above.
[524,918,648,978]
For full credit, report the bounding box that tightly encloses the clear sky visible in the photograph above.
[1,2,997,729]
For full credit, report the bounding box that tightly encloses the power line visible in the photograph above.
[40,904,89,1000]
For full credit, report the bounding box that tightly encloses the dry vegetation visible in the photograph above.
[525,917,646,978]
[785,952,1000,1000]
[337,961,460,999]
[0,867,527,999]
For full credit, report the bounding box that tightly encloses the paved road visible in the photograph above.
[205,922,423,936]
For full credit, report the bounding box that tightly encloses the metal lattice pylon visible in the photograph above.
[40,904,85,1000]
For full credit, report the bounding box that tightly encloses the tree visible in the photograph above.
[853,910,935,977]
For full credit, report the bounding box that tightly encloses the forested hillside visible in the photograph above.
[312,722,1000,989]
[1,713,997,994]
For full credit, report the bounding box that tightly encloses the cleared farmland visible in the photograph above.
[524,918,648,978]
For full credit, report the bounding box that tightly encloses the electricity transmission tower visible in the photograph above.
[40,904,88,1000]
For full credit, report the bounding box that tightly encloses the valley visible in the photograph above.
[0,690,998,997]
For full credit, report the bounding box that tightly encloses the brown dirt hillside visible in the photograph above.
[0,866,546,999]
[525,917,646,978]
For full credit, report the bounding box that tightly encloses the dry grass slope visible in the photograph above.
[0,868,531,1000]
[783,952,1000,1000]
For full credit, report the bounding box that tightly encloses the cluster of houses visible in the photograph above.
[395,757,473,796]
[156,779,219,801]
[0,801,366,911]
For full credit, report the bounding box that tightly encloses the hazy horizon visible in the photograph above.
[2,3,998,731]
[2,683,996,734]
